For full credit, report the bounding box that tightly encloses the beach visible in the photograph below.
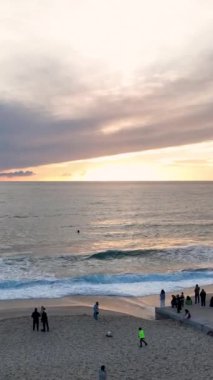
[0,182,213,378]
[1,287,213,380]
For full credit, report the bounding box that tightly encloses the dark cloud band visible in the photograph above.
[0,170,35,178]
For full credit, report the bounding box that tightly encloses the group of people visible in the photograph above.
[160,289,192,322]
[168,284,211,311]
[31,306,49,332]
[171,292,185,312]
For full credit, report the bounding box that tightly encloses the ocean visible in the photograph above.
[0,181,212,300]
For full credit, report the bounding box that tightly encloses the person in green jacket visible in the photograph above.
[138,327,148,347]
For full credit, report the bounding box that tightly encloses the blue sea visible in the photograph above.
[0,182,212,300]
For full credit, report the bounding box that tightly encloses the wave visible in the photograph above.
[88,245,213,260]
[0,270,213,300]
[181,268,213,273]
[88,249,156,260]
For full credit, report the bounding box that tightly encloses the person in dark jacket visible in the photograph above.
[194,284,200,304]
[180,292,185,307]
[200,289,206,306]
[93,301,99,320]
[176,295,182,313]
[41,307,49,332]
[31,308,40,331]
[99,365,107,380]
[160,289,166,307]
[171,295,177,308]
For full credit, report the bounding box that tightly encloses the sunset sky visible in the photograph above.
[0,0,213,181]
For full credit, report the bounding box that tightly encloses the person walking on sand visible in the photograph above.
[99,365,107,380]
[160,289,166,307]
[200,289,206,307]
[31,308,40,331]
[194,284,200,304]
[138,327,148,347]
[93,301,99,320]
[41,307,49,332]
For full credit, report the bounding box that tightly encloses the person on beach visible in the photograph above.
[180,292,185,307]
[171,295,177,308]
[194,284,200,304]
[185,295,192,305]
[31,308,40,331]
[176,295,182,313]
[138,327,148,347]
[210,296,213,307]
[41,307,49,332]
[200,289,206,307]
[99,365,107,380]
[160,289,166,307]
[184,309,191,319]
[93,301,99,320]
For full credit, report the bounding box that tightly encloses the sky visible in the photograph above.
[0,0,213,181]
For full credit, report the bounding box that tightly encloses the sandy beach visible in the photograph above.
[0,285,213,380]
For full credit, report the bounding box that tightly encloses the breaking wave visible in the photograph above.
[88,245,213,260]
[0,270,213,300]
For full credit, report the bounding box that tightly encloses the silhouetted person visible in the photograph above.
[99,365,107,380]
[194,284,200,304]
[160,289,166,307]
[176,295,182,313]
[138,327,148,347]
[209,296,213,307]
[41,305,45,313]
[180,292,185,307]
[171,295,176,308]
[93,301,99,320]
[200,289,206,306]
[31,308,40,331]
[41,308,49,332]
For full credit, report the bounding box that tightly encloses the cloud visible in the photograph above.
[0,170,35,178]
[0,42,213,171]
[0,59,213,171]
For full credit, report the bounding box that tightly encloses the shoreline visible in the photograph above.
[0,284,212,320]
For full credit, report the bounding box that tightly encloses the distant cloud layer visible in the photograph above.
[0,171,35,178]
[0,0,213,171]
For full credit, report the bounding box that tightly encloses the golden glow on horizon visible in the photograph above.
[1,141,212,182]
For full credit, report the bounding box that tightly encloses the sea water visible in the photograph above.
[0,181,212,300]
